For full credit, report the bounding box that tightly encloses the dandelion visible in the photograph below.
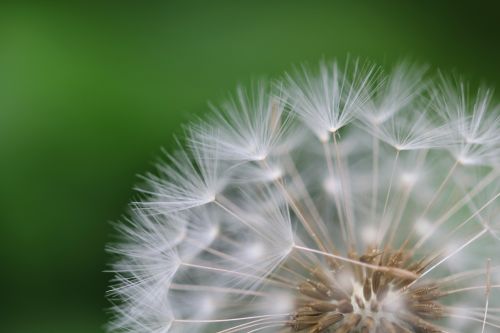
[107,60,500,332]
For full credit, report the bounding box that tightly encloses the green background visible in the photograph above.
[1,1,498,332]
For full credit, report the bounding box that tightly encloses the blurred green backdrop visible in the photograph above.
[0,1,499,332]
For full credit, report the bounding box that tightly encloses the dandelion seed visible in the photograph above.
[108,60,500,332]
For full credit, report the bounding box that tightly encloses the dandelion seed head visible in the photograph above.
[108,60,500,333]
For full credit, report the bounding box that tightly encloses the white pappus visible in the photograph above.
[107,60,500,333]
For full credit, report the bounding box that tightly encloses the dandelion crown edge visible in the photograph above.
[107,59,500,333]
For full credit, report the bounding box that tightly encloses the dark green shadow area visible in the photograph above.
[0,1,498,332]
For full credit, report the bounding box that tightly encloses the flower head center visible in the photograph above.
[291,248,445,332]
